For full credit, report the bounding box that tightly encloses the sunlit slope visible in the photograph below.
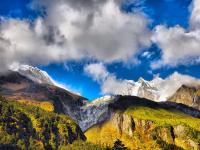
[86,97,200,150]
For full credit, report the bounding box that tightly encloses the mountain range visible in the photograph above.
[0,65,199,149]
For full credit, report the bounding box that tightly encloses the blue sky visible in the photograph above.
[1,0,200,100]
[0,0,39,19]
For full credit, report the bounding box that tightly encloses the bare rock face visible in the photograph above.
[75,96,116,131]
[103,112,200,150]
[111,113,175,144]
[174,125,186,137]
[173,125,200,150]
[111,113,135,137]
[169,85,200,110]
[154,126,175,145]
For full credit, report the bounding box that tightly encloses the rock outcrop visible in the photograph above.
[169,85,200,110]
[86,111,200,150]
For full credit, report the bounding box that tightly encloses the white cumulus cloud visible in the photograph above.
[84,63,200,101]
[0,0,151,72]
[84,63,109,82]
[84,63,128,95]
[151,0,200,68]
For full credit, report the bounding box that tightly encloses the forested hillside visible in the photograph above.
[0,96,86,149]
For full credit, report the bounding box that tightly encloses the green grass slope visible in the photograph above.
[126,106,200,131]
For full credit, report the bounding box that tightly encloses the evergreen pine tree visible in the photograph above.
[112,139,127,150]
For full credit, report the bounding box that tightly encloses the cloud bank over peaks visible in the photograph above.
[84,63,132,95]
[84,63,200,101]
[0,0,151,72]
[151,0,200,68]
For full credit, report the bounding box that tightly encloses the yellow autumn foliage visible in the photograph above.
[196,89,200,96]
[18,99,54,112]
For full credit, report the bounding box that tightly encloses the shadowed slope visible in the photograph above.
[0,71,88,115]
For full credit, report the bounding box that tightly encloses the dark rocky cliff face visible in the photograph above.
[169,85,200,110]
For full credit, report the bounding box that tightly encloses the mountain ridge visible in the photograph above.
[103,72,200,102]
[0,67,200,132]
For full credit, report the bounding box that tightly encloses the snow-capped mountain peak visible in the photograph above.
[105,72,200,102]
[9,64,82,95]
[138,77,146,83]
[9,64,54,85]
[138,77,155,89]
